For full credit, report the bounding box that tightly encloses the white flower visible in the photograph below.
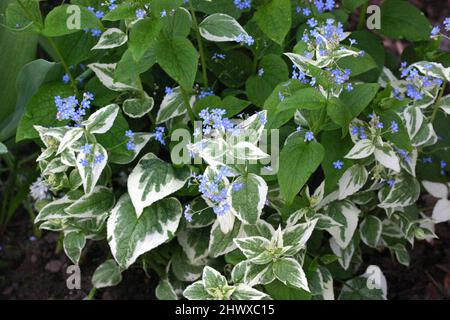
[29,177,49,201]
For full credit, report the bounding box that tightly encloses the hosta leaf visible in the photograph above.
[63,231,86,265]
[278,139,324,204]
[273,257,309,291]
[127,153,190,217]
[92,259,122,289]
[92,28,127,49]
[359,215,382,248]
[338,164,368,200]
[230,173,267,225]
[76,143,107,195]
[107,194,182,268]
[199,13,247,42]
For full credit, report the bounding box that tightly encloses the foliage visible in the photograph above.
[1,0,450,300]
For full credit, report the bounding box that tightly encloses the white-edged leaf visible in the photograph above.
[208,219,242,257]
[82,104,120,134]
[122,96,154,118]
[63,231,86,265]
[65,186,115,218]
[338,164,368,200]
[378,173,420,209]
[282,218,318,255]
[403,106,424,138]
[156,279,178,300]
[231,141,268,160]
[229,173,267,224]
[359,215,382,248]
[92,28,127,50]
[326,200,360,248]
[183,281,211,300]
[92,259,122,289]
[374,144,400,172]
[345,139,375,159]
[127,153,190,217]
[177,227,210,265]
[57,127,83,154]
[199,13,247,42]
[107,194,182,268]
[432,199,450,223]
[202,266,228,291]
[329,237,355,270]
[156,86,195,123]
[232,284,270,300]
[88,63,137,91]
[422,181,448,199]
[76,143,108,195]
[273,257,309,291]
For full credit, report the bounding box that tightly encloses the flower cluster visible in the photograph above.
[302,19,347,56]
[234,0,251,10]
[398,62,443,101]
[236,34,254,46]
[430,17,450,39]
[154,127,165,145]
[198,88,214,99]
[55,92,94,123]
[198,108,237,136]
[125,130,135,151]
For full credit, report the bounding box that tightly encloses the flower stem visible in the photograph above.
[188,1,208,87]
[430,80,447,123]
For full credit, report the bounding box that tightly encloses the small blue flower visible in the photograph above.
[346,83,353,91]
[126,140,135,151]
[94,153,105,164]
[304,131,314,142]
[184,204,193,222]
[390,121,399,133]
[236,34,254,46]
[234,0,251,10]
[212,53,226,61]
[62,74,70,84]
[125,130,134,138]
[232,183,244,192]
[136,9,146,19]
[422,157,433,164]
[79,158,89,167]
[444,17,450,31]
[376,122,384,129]
[160,9,167,17]
[303,8,311,16]
[441,160,447,169]
[29,236,37,241]
[81,144,92,154]
[307,18,318,28]
[387,179,395,188]
[430,26,440,38]
[164,87,173,95]
[95,10,105,19]
[91,29,102,37]
[333,160,344,170]
[258,68,264,77]
[349,38,357,45]
[154,127,165,145]
[258,112,267,126]
[278,92,285,101]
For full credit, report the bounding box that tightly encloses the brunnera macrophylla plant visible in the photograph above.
[6,0,449,300]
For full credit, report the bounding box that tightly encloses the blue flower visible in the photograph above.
[91,29,102,37]
[62,74,70,84]
[278,92,285,101]
[349,38,357,45]
[212,53,226,61]
[258,68,265,77]
[387,179,395,188]
[423,157,433,164]
[136,9,146,19]
[183,204,193,222]
[333,160,344,170]
[307,18,318,28]
[198,88,214,99]
[390,121,399,133]
[125,130,134,138]
[154,127,165,145]
[126,140,135,151]
[303,8,311,16]
[444,17,450,31]
[234,0,251,10]
[81,144,92,154]
[236,34,254,46]
[258,112,267,126]
[376,122,384,129]
[95,10,104,19]
[359,127,367,140]
[94,153,105,164]
[304,131,314,142]
[232,183,244,192]
[430,26,440,38]
[164,86,173,95]
[160,10,167,17]
[79,158,89,167]
[346,83,353,91]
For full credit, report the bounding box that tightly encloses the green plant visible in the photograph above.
[3,0,450,300]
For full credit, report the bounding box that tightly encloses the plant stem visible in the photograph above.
[188,0,208,87]
[357,3,368,30]
[180,87,196,123]
[47,37,79,95]
[430,80,447,123]
[86,287,97,300]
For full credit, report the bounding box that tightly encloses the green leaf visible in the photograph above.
[88,63,137,91]
[129,18,162,61]
[254,0,291,45]
[4,0,42,33]
[183,281,211,300]
[128,153,190,216]
[63,231,86,264]
[0,142,7,154]
[107,194,182,268]
[278,139,324,204]
[92,259,122,289]
[230,173,268,224]
[82,104,120,134]
[43,5,102,37]
[273,257,309,291]
[342,0,368,12]
[327,97,353,132]
[326,200,360,248]
[155,36,199,89]
[162,7,192,38]
[177,227,210,264]
[156,87,195,123]
[345,139,375,159]
[339,83,379,118]
[265,279,312,300]
[199,13,246,42]
[115,48,156,83]
[378,173,420,209]
[380,0,431,41]
[202,266,228,291]
[246,54,289,106]
[359,215,382,248]
[234,236,271,261]
[16,83,73,142]
[209,219,242,257]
